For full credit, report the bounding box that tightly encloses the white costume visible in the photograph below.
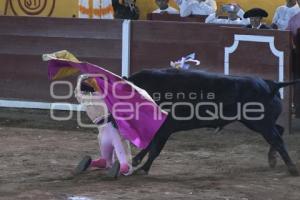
[153,6,179,14]
[272,4,300,30]
[175,0,215,17]
[79,0,114,19]
[205,9,250,25]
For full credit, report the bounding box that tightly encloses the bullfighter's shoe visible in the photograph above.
[120,163,133,176]
[104,160,120,180]
[74,155,92,175]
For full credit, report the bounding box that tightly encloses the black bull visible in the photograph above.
[127,68,300,176]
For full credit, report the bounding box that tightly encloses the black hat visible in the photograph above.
[243,8,268,18]
[81,82,95,93]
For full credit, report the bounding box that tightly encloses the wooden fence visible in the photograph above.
[0,16,294,132]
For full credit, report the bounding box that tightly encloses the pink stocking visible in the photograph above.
[91,126,113,168]
[109,125,132,175]
[91,123,132,175]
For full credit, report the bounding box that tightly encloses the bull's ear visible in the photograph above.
[122,76,128,80]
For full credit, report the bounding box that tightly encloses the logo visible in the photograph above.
[6,0,56,16]
[50,78,266,128]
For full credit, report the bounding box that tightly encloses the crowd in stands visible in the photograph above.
[78,0,300,37]
[79,0,139,19]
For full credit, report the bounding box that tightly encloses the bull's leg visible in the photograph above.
[132,146,150,167]
[268,125,284,169]
[268,146,277,169]
[136,133,170,175]
[262,127,299,176]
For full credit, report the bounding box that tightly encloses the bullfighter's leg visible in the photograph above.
[110,127,133,175]
[268,124,284,169]
[91,129,114,169]
[262,127,299,176]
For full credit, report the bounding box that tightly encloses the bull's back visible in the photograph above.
[129,68,279,131]
[129,68,269,102]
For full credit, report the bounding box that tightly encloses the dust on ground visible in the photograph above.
[0,108,300,200]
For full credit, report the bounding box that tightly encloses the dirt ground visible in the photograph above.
[1,108,300,200]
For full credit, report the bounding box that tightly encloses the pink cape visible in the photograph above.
[47,58,167,149]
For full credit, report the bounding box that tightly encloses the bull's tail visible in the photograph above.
[270,79,300,97]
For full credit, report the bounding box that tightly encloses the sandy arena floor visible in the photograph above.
[0,109,300,200]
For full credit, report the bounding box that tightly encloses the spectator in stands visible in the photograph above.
[78,0,114,19]
[205,4,249,25]
[271,0,300,30]
[153,0,179,14]
[286,0,300,115]
[243,8,271,29]
[174,0,215,17]
[205,0,217,12]
[286,0,300,42]
[112,0,139,19]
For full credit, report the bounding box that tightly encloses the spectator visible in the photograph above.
[78,0,114,19]
[205,0,217,12]
[286,1,300,116]
[174,0,214,17]
[272,0,300,30]
[153,0,179,14]
[112,0,139,19]
[243,8,271,29]
[205,4,249,25]
[286,0,300,42]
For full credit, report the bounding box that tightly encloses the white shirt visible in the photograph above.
[153,6,179,14]
[175,0,215,17]
[205,0,217,12]
[205,9,250,25]
[272,4,300,30]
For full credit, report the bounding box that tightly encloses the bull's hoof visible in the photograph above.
[288,165,300,177]
[133,168,148,176]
